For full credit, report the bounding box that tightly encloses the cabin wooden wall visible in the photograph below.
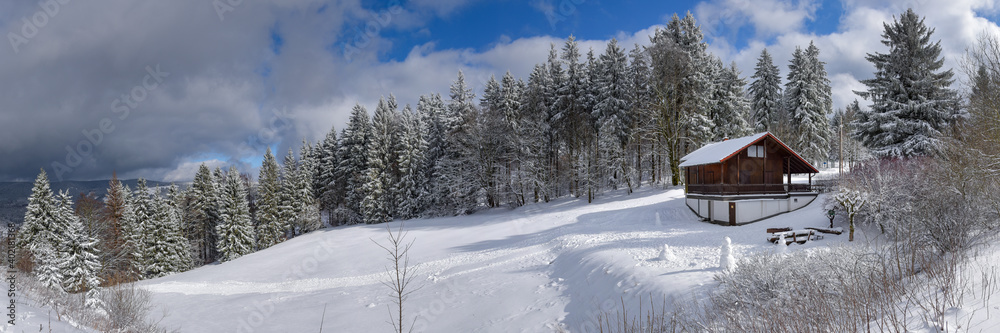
[685,137,794,186]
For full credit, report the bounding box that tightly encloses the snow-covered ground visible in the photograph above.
[10,168,959,332]
[128,181,846,333]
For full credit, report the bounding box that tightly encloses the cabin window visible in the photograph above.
[747,145,765,158]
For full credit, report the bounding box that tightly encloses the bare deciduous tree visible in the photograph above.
[373,222,421,333]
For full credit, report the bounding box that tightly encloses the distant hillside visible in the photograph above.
[0,179,171,225]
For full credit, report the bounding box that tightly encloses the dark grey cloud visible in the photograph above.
[0,0,364,182]
[0,0,511,182]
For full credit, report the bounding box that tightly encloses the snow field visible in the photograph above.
[130,183,847,333]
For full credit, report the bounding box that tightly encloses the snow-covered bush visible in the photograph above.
[847,157,996,252]
[15,272,174,333]
[683,243,943,332]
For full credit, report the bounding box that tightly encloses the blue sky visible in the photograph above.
[1,0,999,182]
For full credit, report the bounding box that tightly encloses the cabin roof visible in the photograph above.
[679,132,819,174]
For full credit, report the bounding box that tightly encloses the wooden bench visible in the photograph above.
[767,229,821,245]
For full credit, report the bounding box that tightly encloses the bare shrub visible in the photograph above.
[15,271,173,333]
[96,283,163,332]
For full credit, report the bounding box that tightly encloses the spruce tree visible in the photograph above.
[438,71,481,215]
[279,148,299,236]
[189,164,221,264]
[419,94,451,212]
[257,147,286,249]
[17,169,58,261]
[749,48,783,132]
[296,141,322,233]
[155,185,192,275]
[33,242,64,291]
[479,75,506,207]
[128,179,152,277]
[100,173,132,282]
[709,60,751,141]
[362,97,397,224]
[595,38,632,193]
[338,104,372,223]
[521,64,553,202]
[57,190,101,297]
[315,126,341,224]
[217,167,255,262]
[395,106,429,219]
[854,8,961,158]
[784,42,833,164]
[649,12,714,185]
[628,44,656,187]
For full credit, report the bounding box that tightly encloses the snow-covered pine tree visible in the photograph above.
[749,48,783,132]
[156,185,192,275]
[521,64,553,202]
[296,141,322,234]
[395,106,429,219]
[784,46,808,141]
[385,96,404,215]
[16,169,59,264]
[129,179,156,278]
[57,191,101,298]
[555,36,590,197]
[500,72,529,207]
[257,147,287,249]
[803,42,834,163]
[217,166,255,262]
[784,42,833,164]
[33,242,63,291]
[545,44,565,198]
[338,104,372,223]
[278,149,299,237]
[279,147,300,237]
[581,48,602,202]
[362,97,397,224]
[419,93,451,213]
[708,59,751,141]
[189,164,221,265]
[479,75,506,208]
[437,71,482,215]
[102,175,137,282]
[853,9,961,158]
[628,44,656,187]
[649,12,714,185]
[595,38,633,193]
[38,190,73,292]
[314,126,341,225]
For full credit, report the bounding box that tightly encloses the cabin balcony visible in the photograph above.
[686,183,813,196]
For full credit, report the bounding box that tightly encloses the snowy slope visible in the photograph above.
[134,183,846,333]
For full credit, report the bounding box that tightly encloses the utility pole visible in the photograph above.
[839,122,843,178]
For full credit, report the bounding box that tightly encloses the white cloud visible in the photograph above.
[703,0,1000,111]
[695,0,821,38]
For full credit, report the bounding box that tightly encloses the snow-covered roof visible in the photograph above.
[679,132,769,168]
[679,132,819,174]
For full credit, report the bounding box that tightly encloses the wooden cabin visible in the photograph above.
[680,132,819,225]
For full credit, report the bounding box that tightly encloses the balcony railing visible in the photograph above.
[686,183,813,196]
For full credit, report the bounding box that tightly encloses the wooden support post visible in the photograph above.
[786,157,791,185]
